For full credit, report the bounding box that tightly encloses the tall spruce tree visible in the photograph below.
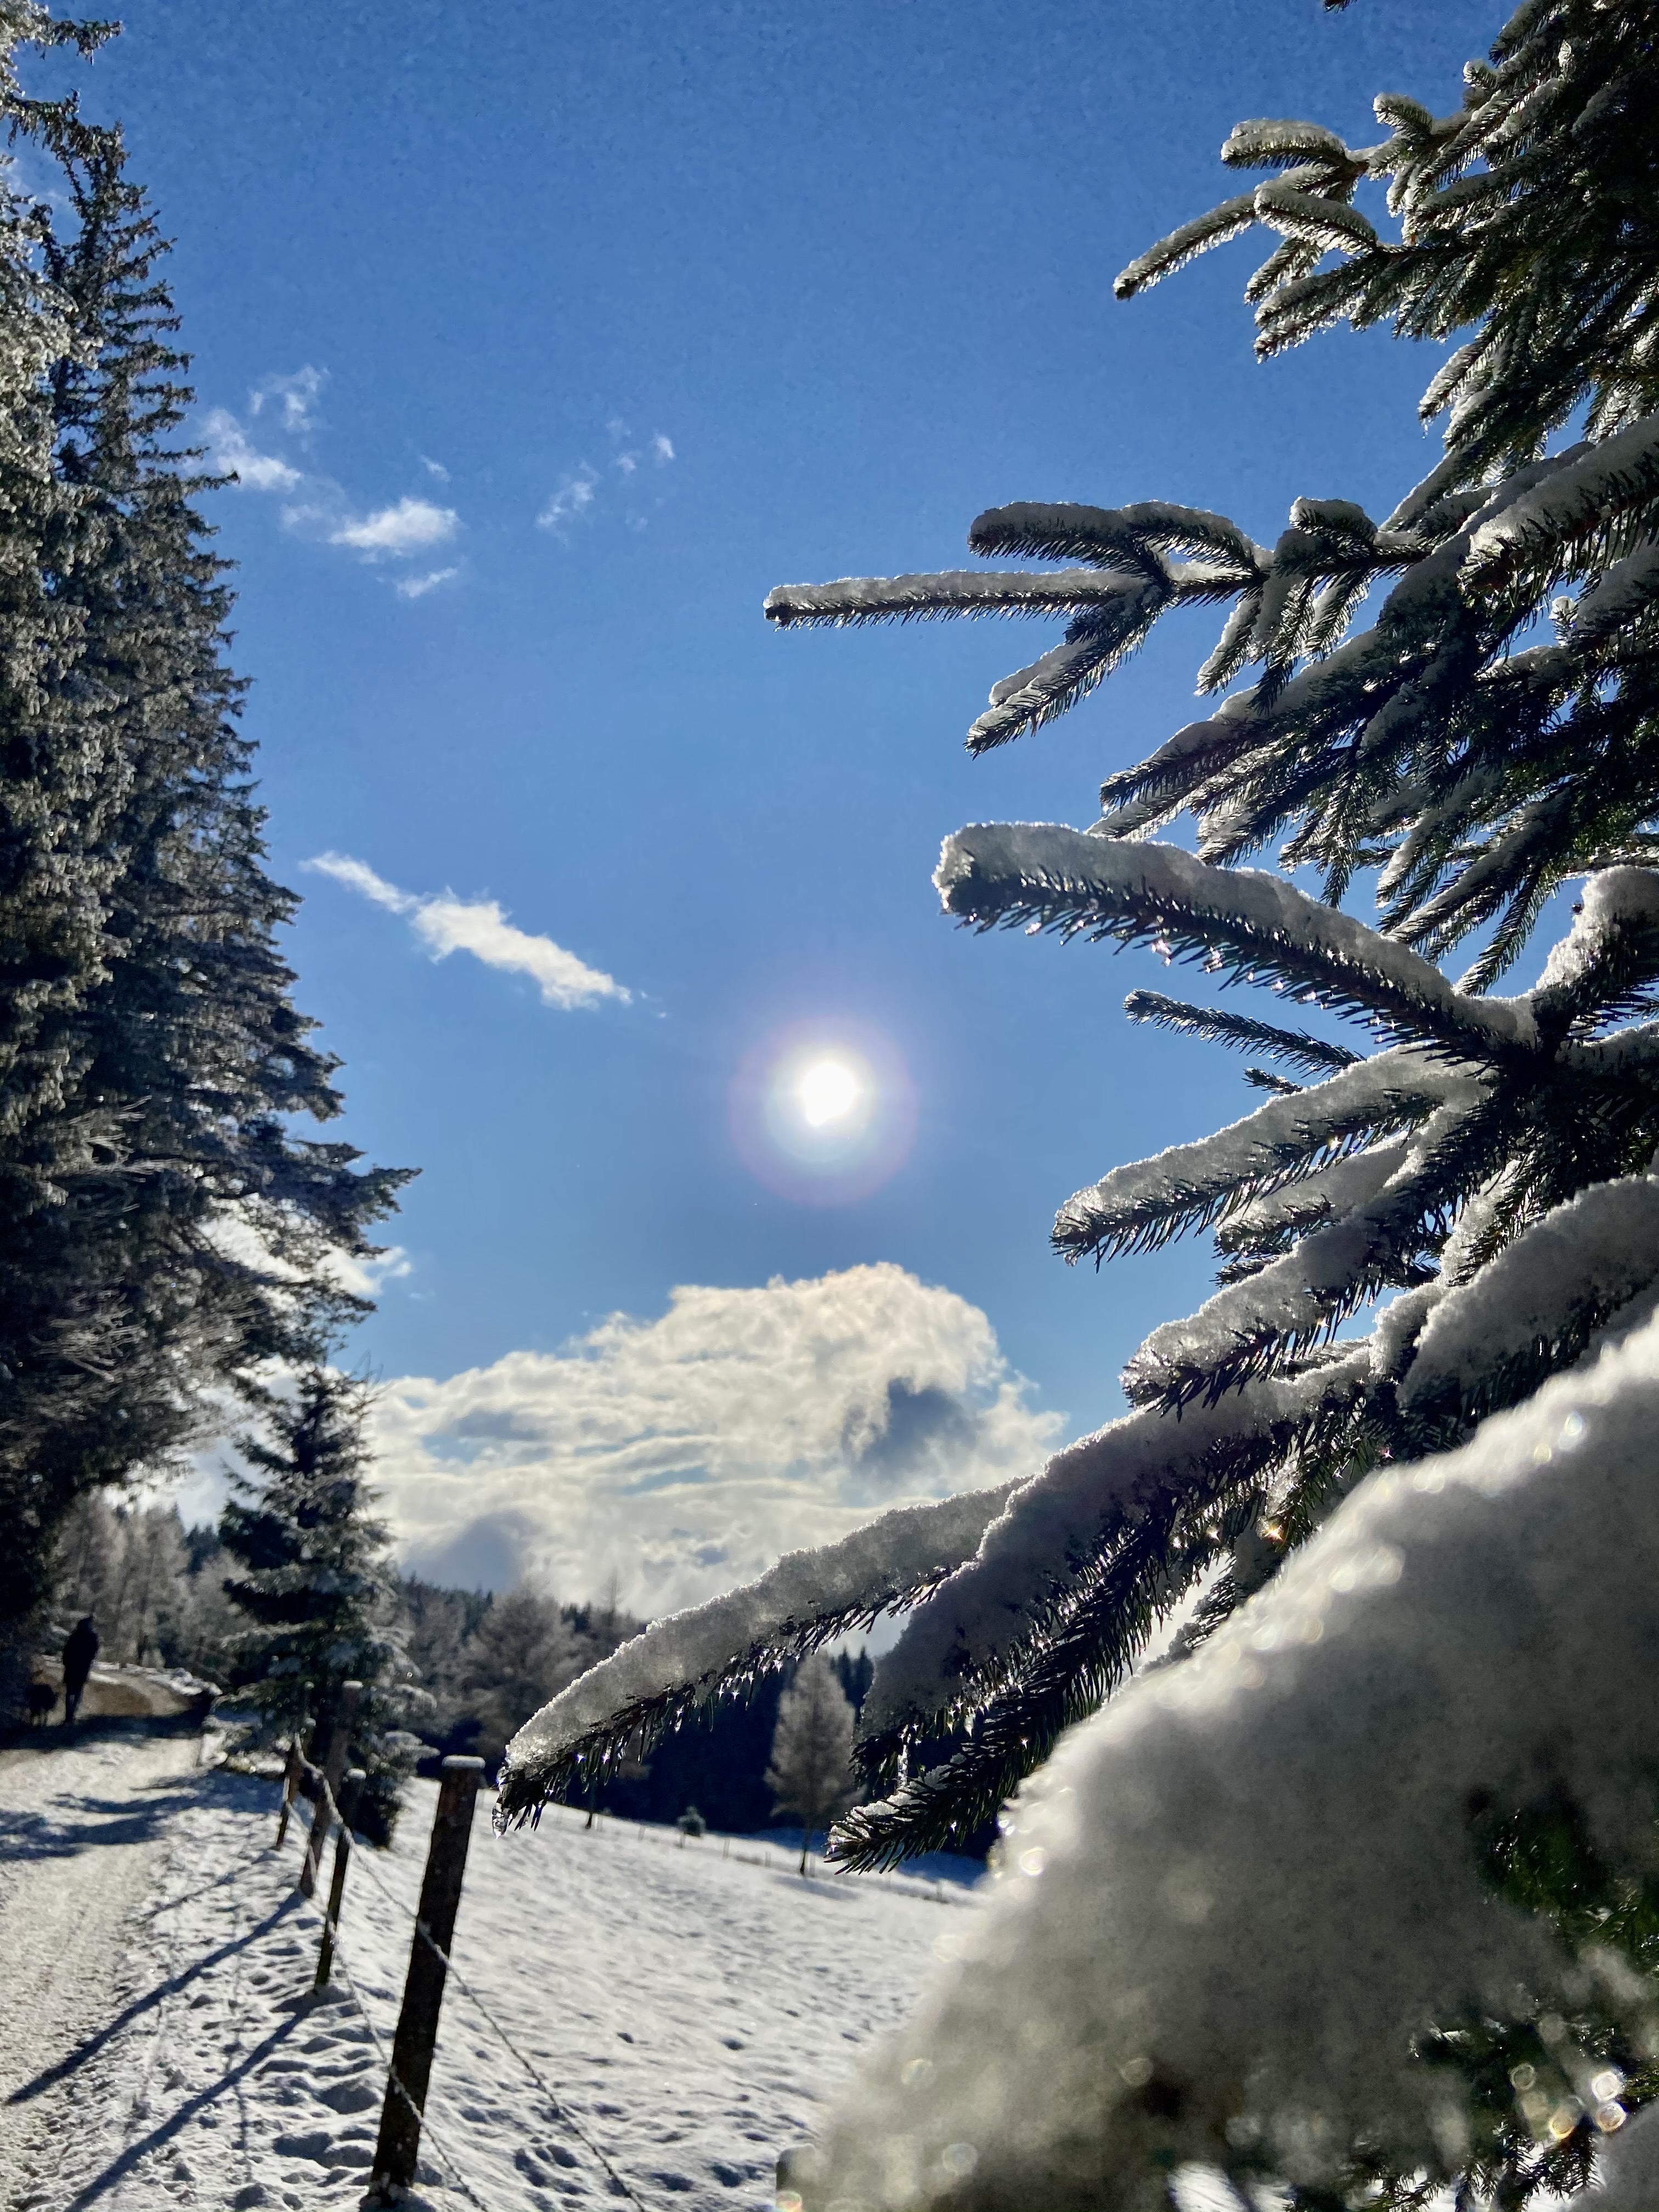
[221,1367,418,1843]
[0,48,409,1654]
[498,4,1659,2203]
[0,15,133,1679]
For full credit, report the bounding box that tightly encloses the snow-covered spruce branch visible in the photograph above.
[765,534,1253,755]
[834,1360,1379,1870]
[1122,989,1360,1078]
[1531,867,1659,1032]
[798,1297,1659,2212]
[760,567,1165,625]
[1460,418,1659,596]
[1399,1175,1659,1431]
[936,822,1533,1065]
[1053,1046,1480,1266]
[851,1352,1373,1748]
[1214,1142,1408,1263]
[1121,1097,1505,1408]
[492,1485,1016,1829]
[964,501,1263,578]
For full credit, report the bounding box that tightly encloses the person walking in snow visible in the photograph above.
[61,1615,98,1726]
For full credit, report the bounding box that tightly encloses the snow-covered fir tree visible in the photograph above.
[221,1368,419,1843]
[499,4,1659,2204]
[0,25,409,1674]
[766,1654,859,1872]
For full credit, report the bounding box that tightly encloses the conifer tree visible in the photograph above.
[221,1368,419,1842]
[0,16,135,1675]
[0,49,409,1652]
[499,5,1659,2202]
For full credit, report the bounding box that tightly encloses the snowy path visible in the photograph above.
[0,1727,206,2210]
[0,1757,969,2211]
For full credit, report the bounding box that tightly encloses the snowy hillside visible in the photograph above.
[4,1745,971,2211]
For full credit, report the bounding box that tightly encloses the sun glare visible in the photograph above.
[729,1020,917,1206]
[799,1058,860,1127]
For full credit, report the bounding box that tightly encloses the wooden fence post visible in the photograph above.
[274,1734,306,1850]
[314,1767,365,1991]
[367,1756,484,2204]
[300,1679,362,1900]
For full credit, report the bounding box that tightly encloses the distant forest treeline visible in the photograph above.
[49,1492,878,1837]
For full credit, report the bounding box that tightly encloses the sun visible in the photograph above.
[729,1019,917,1206]
[798,1057,861,1127]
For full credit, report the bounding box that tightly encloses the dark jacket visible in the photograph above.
[63,1616,99,1690]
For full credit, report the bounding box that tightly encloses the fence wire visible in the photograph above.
[275,1776,492,2210]
[337,1810,654,2212]
[281,1758,969,2212]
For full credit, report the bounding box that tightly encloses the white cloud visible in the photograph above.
[371,1264,1063,1611]
[395,566,458,601]
[329,496,459,558]
[250,364,325,435]
[537,466,599,533]
[540,428,674,533]
[420,455,451,482]
[202,408,302,493]
[306,850,629,1011]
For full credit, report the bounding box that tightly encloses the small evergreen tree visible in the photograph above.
[766,1655,858,1872]
[220,1368,417,1842]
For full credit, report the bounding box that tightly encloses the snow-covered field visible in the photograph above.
[0,1731,973,2212]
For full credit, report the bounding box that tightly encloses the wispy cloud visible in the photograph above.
[395,566,459,601]
[250,364,325,435]
[329,497,458,558]
[201,369,462,598]
[537,465,599,534]
[306,851,629,1010]
[203,409,303,493]
[538,424,675,533]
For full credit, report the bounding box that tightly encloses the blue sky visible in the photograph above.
[37,0,1503,1604]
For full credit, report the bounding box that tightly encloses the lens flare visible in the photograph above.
[731,1020,916,1206]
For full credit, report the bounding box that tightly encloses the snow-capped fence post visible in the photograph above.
[313,1765,365,1992]
[300,1678,361,1900]
[367,1754,485,2204]
[274,1733,306,1850]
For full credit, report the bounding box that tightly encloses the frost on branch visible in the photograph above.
[493,1483,1014,1827]
[792,1307,1659,2212]
[933,822,1537,1059]
[1401,1176,1659,1427]
[855,1352,1372,1746]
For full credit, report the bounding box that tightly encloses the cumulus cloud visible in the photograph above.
[202,408,303,493]
[329,496,459,558]
[250,364,325,435]
[395,566,458,601]
[306,850,629,1010]
[372,1264,1063,1612]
